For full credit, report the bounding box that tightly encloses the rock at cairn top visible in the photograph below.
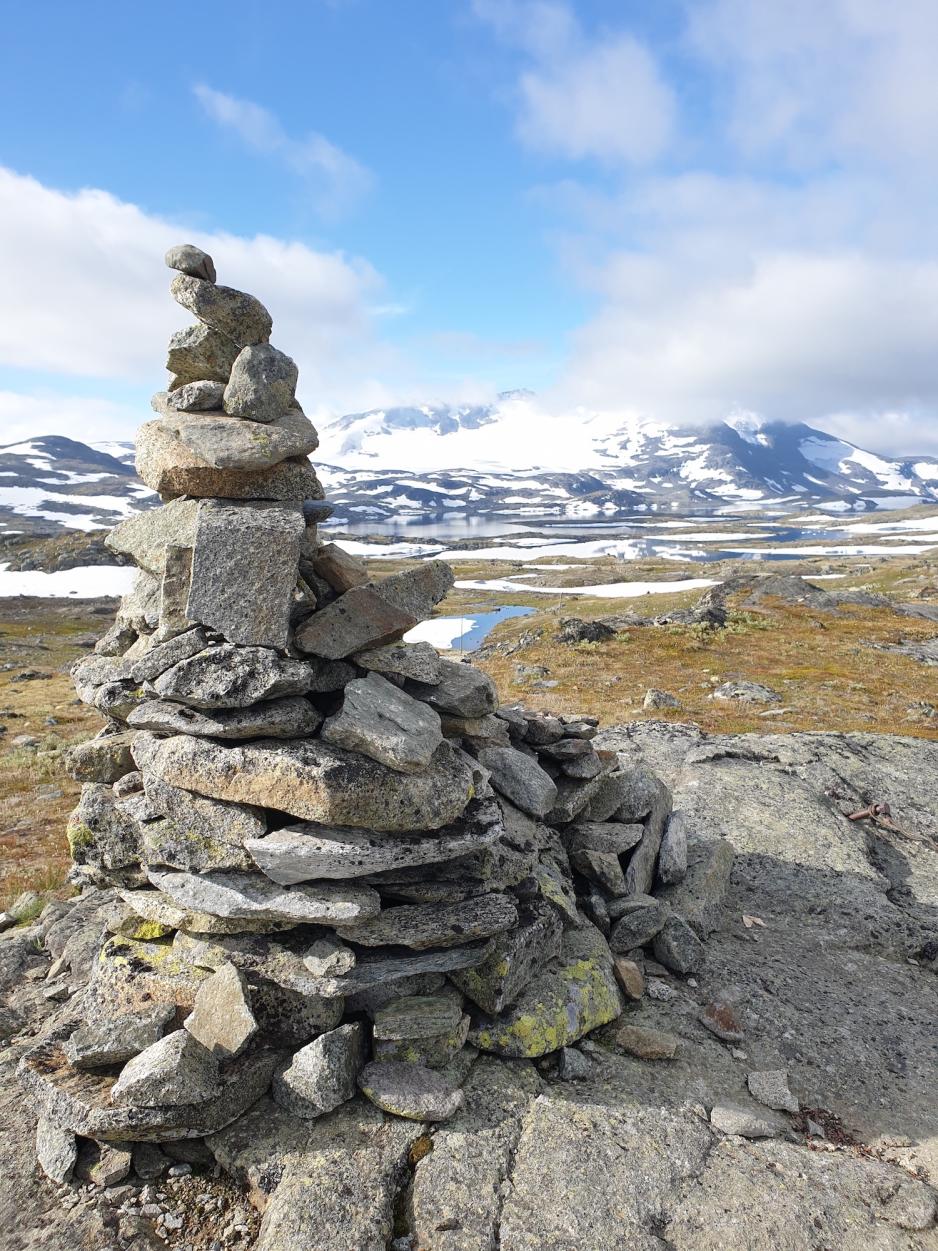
[24,240,726,1208]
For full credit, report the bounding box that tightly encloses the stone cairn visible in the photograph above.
[19,245,702,1187]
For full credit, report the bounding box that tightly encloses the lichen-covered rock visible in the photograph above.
[35,1117,78,1184]
[147,868,381,927]
[65,1002,175,1069]
[467,922,621,1058]
[408,659,498,719]
[65,731,137,784]
[354,640,443,684]
[129,695,321,740]
[358,1060,465,1122]
[66,783,143,881]
[105,498,200,575]
[476,746,557,818]
[110,1029,221,1107]
[335,893,518,951]
[144,646,316,709]
[450,904,564,1015]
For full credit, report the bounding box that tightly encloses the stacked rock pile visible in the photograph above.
[19,246,711,1184]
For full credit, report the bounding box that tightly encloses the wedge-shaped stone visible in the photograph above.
[166,321,239,387]
[149,396,318,467]
[147,868,381,927]
[129,626,208,683]
[105,499,199,575]
[295,561,455,659]
[224,343,298,422]
[65,1003,176,1070]
[354,640,443,684]
[468,922,621,1058]
[142,774,265,842]
[358,1061,464,1122]
[186,500,303,649]
[164,379,225,410]
[373,994,463,1041]
[160,544,193,630]
[184,963,257,1059]
[608,894,669,951]
[119,888,297,936]
[19,1040,278,1142]
[408,658,498,719]
[35,1118,77,1185]
[321,672,443,774]
[272,1022,365,1120]
[450,904,563,1015]
[111,1029,221,1107]
[335,893,517,950]
[136,418,322,500]
[170,273,272,345]
[129,695,321,740]
[311,542,369,592]
[546,772,607,826]
[133,733,477,831]
[245,818,500,885]
[476,746,557,818]
[565,821,644,857]
[624,777,672,896]
[146,645,315,709]
[67,783,142,880]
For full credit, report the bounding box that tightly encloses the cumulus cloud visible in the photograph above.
[0,165,399,440]
[473,0,675,164]
[193,84,374,217]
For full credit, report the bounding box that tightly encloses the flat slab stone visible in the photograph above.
[18,1039,279,1142]
[133,732,477,832]
[450,904,563,1015]
[147,869,381,927]
[129,695,321,740]
[373,994,464,1041]
[149,397,317,467]
[65,730,137,784]
[301,942,494,998]
[128,626,209,683]
[467,922,622,1058]
[141,773,265,841]
[65,1003,176,1070]
[145,646,316,709]
[185,500,304,649]
[358,1061,464,1122]
[476,746,557,818]
[321,672,443,774]
[246,820,500,885]
[335,894,518,950]
[119,888,299,936]
[354,640,443,684]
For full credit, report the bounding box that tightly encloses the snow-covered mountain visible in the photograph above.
[1,401,937,537]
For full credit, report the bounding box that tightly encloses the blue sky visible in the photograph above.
[2,0,938,454]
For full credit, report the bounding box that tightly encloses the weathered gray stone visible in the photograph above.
[142,773,265,843]
[570,847,628,895]
[65,730,137,783]
[476,746,557,818]
[373,1013,470,1069]
[358,1061,464,1122]
[111,1029,221,1107]
[312,542,369,592]
[586,766,661,823]
[164,379,225,411]
[170,273,272,345]
[184,963,257,1059]
[149,394,318,467]
[160,543,194,631]
[546,772,607,826]
[709,1101,788,1138]
[373,994,464,1041]
[132,1142,170,1180]
[35,1117,78,1184]
[71,652,133,702]
[658,810,689,886]
[245,819,499,884]
[566,821,644,857]
[118,569,162,632]
[608,895,670,951]
[105,498,200,575]
[306,944,493,999]
[66,783,142,880]
[624,777,672,895]
[166,322,240,387]
[65,1003,175,1069]
[321,672,443,774]
[165,243,216,282]
[186,500,304,648]
[147,868,381,927]
[146,645,315,708]
[133,733,477,831]
[336,894,517,950]
[74,1140,133,1187]
[616,1024,680,1060]
[468,923,621,1058]
[657,837,735,938]
[224,343,299,422]
[304,935,356,977]
[747,1070,799,1114]
[296,562,455,659]
[130,695,321,740]
[272,1023,365,1119]
[409,658,498,719]
[713,680,781,704]
[129,625,208,682]
[450,905,563,1015]
[136,418,322,500]
[652,914,704,974]
[446,712,512,747]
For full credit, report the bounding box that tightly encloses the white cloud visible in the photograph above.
[473,1,675,164]
[194,85,373,216]
[0,391,142,448]
[0,164,400,440]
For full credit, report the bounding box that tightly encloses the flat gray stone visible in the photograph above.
[570,847,628,895]
[546,772,607,826]
[625,778,672,895]
[272,1022,365,1119]
[66,782,142,880]
[65,1003,175,1069]
[186,500,303,649]
[148,399,318,468]
[352,639,439,681]
[224,343,299,422]
[142,773,265,843]
[307,943,494,998]
[709,1101,789,1139]
[65,730,137,784]
[105,499,200,575]
[408,658,498,719]
[476,746,557,818]
[111,1029,221,1107]
[608,895,670,951]
[321,672,443,774]
[586,766,662,822]
[35,1117,78,1184]
[133,732,477,831]
[129,626,208,683]
[747,1070,799,1114]
[146,645,315,708]
[336,893,517,951]
[358,1060,464,1122]
[450,904,563,1015]
[245,820,500,884]
[184,962,257,1059]
[165,243,216,282]
[129,695,321,740]
[166,321,240,387]
[160,543,194,631]
[164,379,225,411]
[657,837,735,938]
[170,273,272,345]
[566,821,644,856]
[373,994,464,1041]
[147,868,381,927]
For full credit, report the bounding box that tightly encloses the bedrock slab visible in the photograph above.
[132,733,477,831]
